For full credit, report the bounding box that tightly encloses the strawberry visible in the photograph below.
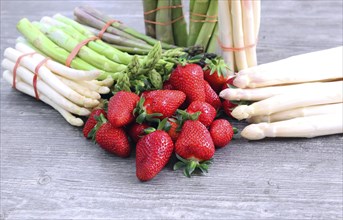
[210,119,234,148]
[135,90,186,123]
[83,109,107,138]
[186,101,216,127]
[174,120,215,177]
[169,64,206,103]
[203,58,230,93]
[167,118,180,142]
[128,123,149,143]
[221,76,236,91]
[222,100,237,118]
[108,91,140,127]
[204,81,221,110]
[162,80,174,90]
[92,114,131,158]
[136,124,174,181]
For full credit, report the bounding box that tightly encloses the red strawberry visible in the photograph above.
[128,123,149,143]
[167,118,180,142]
[94,114,131,158]
[83,109,107,138]
[204,58,230,93]
[135,90,186,123]
[169,64,205,103]
[162,80,174,90]
[136,130,174,181]
[174,120,215,177]
[187,101,216,127]
[222,100,237,118]
[210,119,234,148]
[108,91,140,127]
[204,81,221,110]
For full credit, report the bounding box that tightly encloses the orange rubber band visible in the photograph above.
[33,57,50,100]
[144,5,183,15]
[190,12,217,18]
[144,15,185,26]
[98,19,120,39]
[189,18,217,23]
[217,37,257,52]
[13,52,36,89]
[65,36,99,67]
[189,12,218,23]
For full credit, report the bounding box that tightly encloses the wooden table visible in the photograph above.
[1,1,342,219]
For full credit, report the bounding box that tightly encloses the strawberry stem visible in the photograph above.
[173,154,213,178]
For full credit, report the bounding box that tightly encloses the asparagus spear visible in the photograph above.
[3,71,84,126]
[78,5,176,49]
[155,0,174,45]
[188,0,210,46]
[241,0,257,67]
[34,22,126,73]
[195,0,218,50]
[190,0,196,13]
[143,0,157,38]
[206,23,218,53]
[171,0,188,47]
[231,0,248,70]
[109,44,150,55]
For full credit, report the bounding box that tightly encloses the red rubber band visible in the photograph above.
[144,15,185,26]
[98,19,119,39]
[144,5,183,15]
[12,52,36,89]
[33,57,50,100]
[65,36,99,67]
[217,37,257,52]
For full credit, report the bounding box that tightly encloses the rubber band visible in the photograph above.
[98,19,121,39]
[144,5,183,15]
[217,37,257,52]
[12,52,36,89]
[65,36,99,67]
[144,16,185,26]
[190,12,217,18]
[33,57,50,100]
[189,18,217,23]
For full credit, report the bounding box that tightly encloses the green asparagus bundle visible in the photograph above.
[188,0,210,46]
[143,0,157,38]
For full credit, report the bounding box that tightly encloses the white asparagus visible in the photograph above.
[234,46,343,88]
[241,0,257,67]
[231,81,343,120]
[56,75,101,100]
[78,80,110,94]
[231,0,248,70]
[4,48,99,108]
[2,59,90,116]
[252,0,261,40]
[92,77,114,87]
[241,114,343,140]
[218,0,235,74]
[247,103,343,123]
[3,70,84,126]
[15,42,101,81]
[220,81,343,101]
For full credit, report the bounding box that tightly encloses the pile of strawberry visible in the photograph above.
[83,59,237,181]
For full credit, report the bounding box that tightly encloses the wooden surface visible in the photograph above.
[1,1,342,219]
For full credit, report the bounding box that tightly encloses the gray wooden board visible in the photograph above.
[0,1,342,219]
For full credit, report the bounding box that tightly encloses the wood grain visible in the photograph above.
[1,1,342,219]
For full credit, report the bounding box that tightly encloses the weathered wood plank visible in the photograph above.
[1,0,342,219]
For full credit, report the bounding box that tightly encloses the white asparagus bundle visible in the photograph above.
[219,0,260,73]
[231,81,343,120]
[241,114,343,140]
[220,81,343,101]
[247,103,343,123]
[3,48,99,108]
[2,59,90,116]
[3,70,84,126]
[234,46,343,88]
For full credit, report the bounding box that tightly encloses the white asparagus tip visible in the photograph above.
[67,117,84,127]
[233,75,250,88]
[231,105,253,120]
[219,89,229,99]
[98,87,110,94]
[241,123,266,140]
[84,98,100,108]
